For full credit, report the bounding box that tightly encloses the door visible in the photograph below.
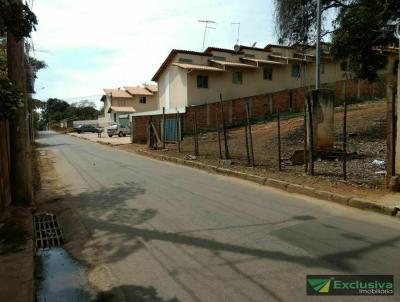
[164,119,177,142]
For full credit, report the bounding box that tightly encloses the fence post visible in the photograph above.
[245,102,255,167]
[219,93,230,159]
[176,109,181,152]
[277,109,282,171]
[343,100,347,180]
[215,108,223,160]
[304,104,308,172]
[306,95,315,175]
[162,107,166,149]
[244,124,250,165]
[193,111,199,156]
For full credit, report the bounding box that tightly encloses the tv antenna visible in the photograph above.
[199,20,216,51]
[231,22,240,45]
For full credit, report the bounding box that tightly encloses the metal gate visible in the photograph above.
[164,119,178,142]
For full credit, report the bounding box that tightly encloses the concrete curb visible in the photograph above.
[70,135,399,218]
[134,149,398,218]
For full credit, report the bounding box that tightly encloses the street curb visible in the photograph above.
[69,135,399,218]
[134,149,398,218]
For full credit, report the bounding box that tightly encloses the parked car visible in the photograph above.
[107,124,130,137]
[74,124,102,133]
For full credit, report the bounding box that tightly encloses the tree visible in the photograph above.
[1,0,38,206]
[274,0,400,80]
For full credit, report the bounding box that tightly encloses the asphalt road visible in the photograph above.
[37,131,400,302]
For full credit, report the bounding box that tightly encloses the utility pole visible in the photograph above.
[315,0,322,89]
[7,14,33,205]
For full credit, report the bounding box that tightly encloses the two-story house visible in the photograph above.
[98,84,158,127]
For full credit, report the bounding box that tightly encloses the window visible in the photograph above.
[118,100,126,106]
[213,56,226,61]
[272,51,283,56]
[139,96,146,104]
[244,53,255,58]
[197,75,208,88]
[179,58,193,63]
[340,61,348,71]
[291,64,300,77]
[113,113,117,122]
[232,71,243,84]
[263,67,273,80]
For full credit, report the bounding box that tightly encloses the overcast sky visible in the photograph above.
[31,0,277,107]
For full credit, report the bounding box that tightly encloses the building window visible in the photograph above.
[263,67,273,80]
[232,71,243,84]
[179,58,193,63]
[118,100,126,106]
[272,51,283,56]
[291,64,300,77]
[244,53,255,58]
[213,56,226,61]
[140,96,146,104]
[340,61,348,71]
[114,113,117,122]
[197,75,208,88]
[320,63,325,74]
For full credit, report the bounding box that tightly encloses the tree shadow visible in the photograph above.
[65,181,400,273]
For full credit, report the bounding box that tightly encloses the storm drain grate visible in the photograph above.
[34,213,64,249]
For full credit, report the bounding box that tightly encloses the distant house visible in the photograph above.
[60,118,74,129]
[98,85,158,127]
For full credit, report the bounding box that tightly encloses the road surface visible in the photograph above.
[37,132,400,302]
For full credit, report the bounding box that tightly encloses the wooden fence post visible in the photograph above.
[176,109,181,152]
[304,104,308,172]
[193,111,199,156]
[244,124,250,165]
[343,99,347,180]
[215,108,223,159]
[245,102,255,167]
[306,95,315,175]
[219,93,230,159]
[277,110,282,171]
[162,107,166,149]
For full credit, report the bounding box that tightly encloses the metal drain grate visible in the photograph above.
[34,213,64,249]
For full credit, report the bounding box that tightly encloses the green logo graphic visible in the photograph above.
[308,278,332,293]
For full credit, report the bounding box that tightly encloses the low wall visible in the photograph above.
[132,77,387,143]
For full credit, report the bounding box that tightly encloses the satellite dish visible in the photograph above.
[234,44,240,52]
[251,42,257,47]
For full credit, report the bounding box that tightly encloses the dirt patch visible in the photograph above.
[118,100,389,200]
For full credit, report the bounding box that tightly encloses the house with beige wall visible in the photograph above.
[98,84,158,127]
[151,43,397,110]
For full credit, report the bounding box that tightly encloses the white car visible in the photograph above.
[107,124,130,137]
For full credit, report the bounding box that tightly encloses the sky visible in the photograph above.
[31,0,277,108]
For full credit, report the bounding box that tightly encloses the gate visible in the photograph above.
[164,119,178,142]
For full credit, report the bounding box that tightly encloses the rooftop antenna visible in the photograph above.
[231,22,240,45]
[199,20,216,51]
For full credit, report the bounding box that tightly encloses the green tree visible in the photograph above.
[274,0,400,80]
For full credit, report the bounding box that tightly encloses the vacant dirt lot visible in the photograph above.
[119,99,390,200]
